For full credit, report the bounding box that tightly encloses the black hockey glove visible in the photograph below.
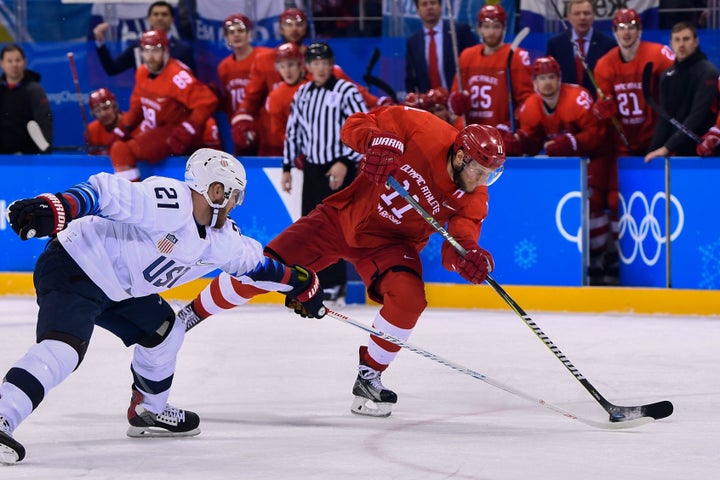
[284,265,327,318]
[7,193,71,240]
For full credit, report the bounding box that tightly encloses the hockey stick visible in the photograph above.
[548,0,630,148]
[67,52,89,131]
[326,308,651,430]
[26,120,50,152]
[386,175,673,423]
[506,27,530,132]
[642,62,701,143]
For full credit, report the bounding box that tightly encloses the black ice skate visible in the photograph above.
[0,415,25,464]
[351,362,397,418]
[126,387,200,438]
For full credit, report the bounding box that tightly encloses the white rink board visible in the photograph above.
[0,297,718,479]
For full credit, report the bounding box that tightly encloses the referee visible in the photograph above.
[282,42,368,304]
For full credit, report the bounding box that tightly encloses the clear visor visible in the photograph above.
[205,188,245,210]
[141,45,164,55]
[225,24,248,35]
[464,160,504,186]
[91,101,114,117]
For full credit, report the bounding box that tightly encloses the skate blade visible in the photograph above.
[126,425,201,438]
[350,396,393,417]
[0,445,21,464]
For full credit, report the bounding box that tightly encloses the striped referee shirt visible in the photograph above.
[283,75,368,171]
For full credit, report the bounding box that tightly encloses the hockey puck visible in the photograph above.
[26,228,36,239]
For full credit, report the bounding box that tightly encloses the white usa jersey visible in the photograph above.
[58,173,282,301]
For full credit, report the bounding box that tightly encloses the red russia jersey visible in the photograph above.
[338,106,489,271]
[265,75,310,156]
[594,41,675,154]
[453,43,533,127]
[124,59,218,132]
[217,47,272,117]
[518,83,603,156]
[85,116,123,155]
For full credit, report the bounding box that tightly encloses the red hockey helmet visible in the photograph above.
[224,13,252,32]
[426,87,449,108]
[403,92,430,110]
[454,124,506,170]
[275,42,303,63]
[478,5,507,26]
[89,88,117,111]
[613,8,641,30]
[139,29,169,50]
[280,8,307,24]
[532,56,561,76]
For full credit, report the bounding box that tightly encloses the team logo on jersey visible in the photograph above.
[157,233,178,254]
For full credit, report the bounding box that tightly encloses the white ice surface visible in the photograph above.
[0,297,718,479]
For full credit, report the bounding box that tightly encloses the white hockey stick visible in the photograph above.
[326,308,651,430]
[27,120,50,152]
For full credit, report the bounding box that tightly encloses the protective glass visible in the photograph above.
[464,161,504,186]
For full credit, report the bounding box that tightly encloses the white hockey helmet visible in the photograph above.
[185,148,247,209]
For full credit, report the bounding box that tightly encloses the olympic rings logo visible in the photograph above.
[618,191,683,266]
[555,191,684,266]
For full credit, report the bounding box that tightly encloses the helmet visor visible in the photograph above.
[465,161,504,186]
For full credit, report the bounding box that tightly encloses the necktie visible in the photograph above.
[575,37,586,85]
[428,29,442,89]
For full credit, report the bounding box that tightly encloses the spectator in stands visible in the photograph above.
[85,87,124,155]
[645,21,718,163]
[216,13,272,156]
[405,0,477,94]
[93,1,196,76]
[0,44,52,154]
[546,0,615,99]
[109,30,218,181]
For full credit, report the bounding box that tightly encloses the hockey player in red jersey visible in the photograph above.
[697,78,720,156]
[176,108,505,417]
[231,8,380,156]
[504,56,617,285]
[449,4,533,128]
[265,43,310,157]
[109,30,219,181]
[593,8,675,156]
[85,88,124,155]
[216,14,272,155]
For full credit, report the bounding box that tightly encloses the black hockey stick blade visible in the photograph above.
[642,62,701,143]
[362,74,398,103]
[608,400,673,423]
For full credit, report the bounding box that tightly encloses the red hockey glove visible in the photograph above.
[448,90,471,116]
[8,193,71,240]
[293,154,306,170]
[545,133,578,156]
[455,247,494,285]
[359,131,404,185]
[167,122,196,155]
[231,113,258,151]
[495,125,527,156]
[284,265,327,318]
[592,96,618,121]
[696,126,720,157]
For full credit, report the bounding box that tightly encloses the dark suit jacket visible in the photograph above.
[546,29,615,98]
[405,22,477,93]
[96,36,196,76]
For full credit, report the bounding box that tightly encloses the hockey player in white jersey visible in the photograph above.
[0,148,326,465]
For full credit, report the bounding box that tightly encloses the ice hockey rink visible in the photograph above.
[1,296,718,479]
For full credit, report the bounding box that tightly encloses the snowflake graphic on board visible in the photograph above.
[514,239,537,270]
[698,238,720,289]
[238,216,271,245]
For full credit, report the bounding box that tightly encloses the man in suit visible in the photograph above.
[546,0,614,98]
[92,1,196,75]
[405,0,477,94]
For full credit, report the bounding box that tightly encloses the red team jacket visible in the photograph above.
[518,83,604,156]
[265,74,310,156]
[338,106,488,271]
[124,58,218,136]
[594,41,675,155]
[452,43,534,127]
